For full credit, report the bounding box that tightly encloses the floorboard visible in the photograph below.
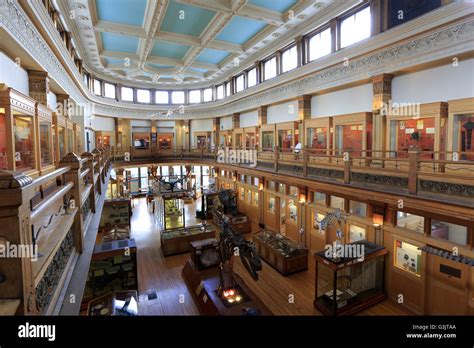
[131,197,410,316]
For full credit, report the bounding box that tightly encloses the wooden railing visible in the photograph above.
[112,145,474,201]
[0,147,111,315]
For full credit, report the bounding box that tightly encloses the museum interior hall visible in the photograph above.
[0,0,473,320]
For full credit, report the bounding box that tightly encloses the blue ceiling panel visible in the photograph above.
[196,48,229,64]
[160,1,216,37]
[248,0,297,13]
[96,0,147,27]
[101,32,139,53]
[150,40,191,59]
[216,16,267,45]
[105,58,125,65]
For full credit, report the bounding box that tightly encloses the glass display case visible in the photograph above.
[314,241,387,315]
[53,112,67,164]
[277,121,299,152]
[160,223,215,256]
[220,130,232,147]
[260,124,275,152]
[244,127,257,149]
[253,230,308,275]
[155,195,185,230]
[157,133,173,149]
[305,117,332,151]
[36,103,54,171]
[333,112,372,157]
[233,128,243,148]
[387,102,447,160]
[0,88,38,174]
[67,120,74,153]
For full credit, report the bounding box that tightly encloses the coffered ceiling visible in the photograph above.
[57,0,347,88]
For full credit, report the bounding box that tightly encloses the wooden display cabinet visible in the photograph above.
[66,118,74,154]
[253,230,308,275]
[259,124,276,160]
[35,102,55,175]
[194,131,211,148]
[0,87,39,177]
[332,112,372,166]
[385,102,448,167]
[233,128,244,148]
[83,239,138,303]
[53,111,67,165]
[446,97,474,174]
[73,122,82,154]
[243,126,258,149]
[99,198,132,229]
[220,130,232,147]
[277,121,299,160]
[314,241,387,316]
[160,224,216,256]
[305,117,332,164]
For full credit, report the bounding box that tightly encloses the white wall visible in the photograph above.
[92,115,115,132]
[392,58,474,104]
[0,52,29,95]
[191,118,213,132]
[311,83,373,118]
[130,119,151,127]
[267,101,299,124]
[220,116,233,130]
[240,110,258,127]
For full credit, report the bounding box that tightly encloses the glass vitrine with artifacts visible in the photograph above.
[0,88,38,175]
[244,127,257,149]
[74,122,82,154]
[194,131,211,148]
[277,121,299,152]
[253,230,308,275]
[53,112,67,164]
[387,102,447,160]
[220,130,233,147]
[233,128,244,148]
[333,112,372,158]
[314,241,387,315]
[448,97,474,161]
[260,124,275,151]
[155,195,185,230]
[66,119,74,153]
[36,103,54,173]
[305,117,333,164]
[157,133,173,149]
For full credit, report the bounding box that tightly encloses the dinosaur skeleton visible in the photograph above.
[214,208,262,296]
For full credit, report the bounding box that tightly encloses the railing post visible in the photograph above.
[303,146,308,177]
[274,146,279,172]
[408,147,421,195]
[59,153,84,253]
[201,146,204,160]
[344,151,351,184]
[0,170,35,314]
[81,152,96,213]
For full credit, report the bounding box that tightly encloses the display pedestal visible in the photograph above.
[182,260,272,315]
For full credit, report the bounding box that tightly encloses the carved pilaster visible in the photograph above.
[372,73,393,153]
[232,113,240,129]
[27,70,49,106]
[56,94,70,118]
[257,106,267,126]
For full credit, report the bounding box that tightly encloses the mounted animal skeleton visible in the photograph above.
[214,208,262,295]
[315,208,347,242]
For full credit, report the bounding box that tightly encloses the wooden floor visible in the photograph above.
[131,197,410,316]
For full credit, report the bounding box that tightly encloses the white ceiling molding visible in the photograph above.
[59,0,342,87]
